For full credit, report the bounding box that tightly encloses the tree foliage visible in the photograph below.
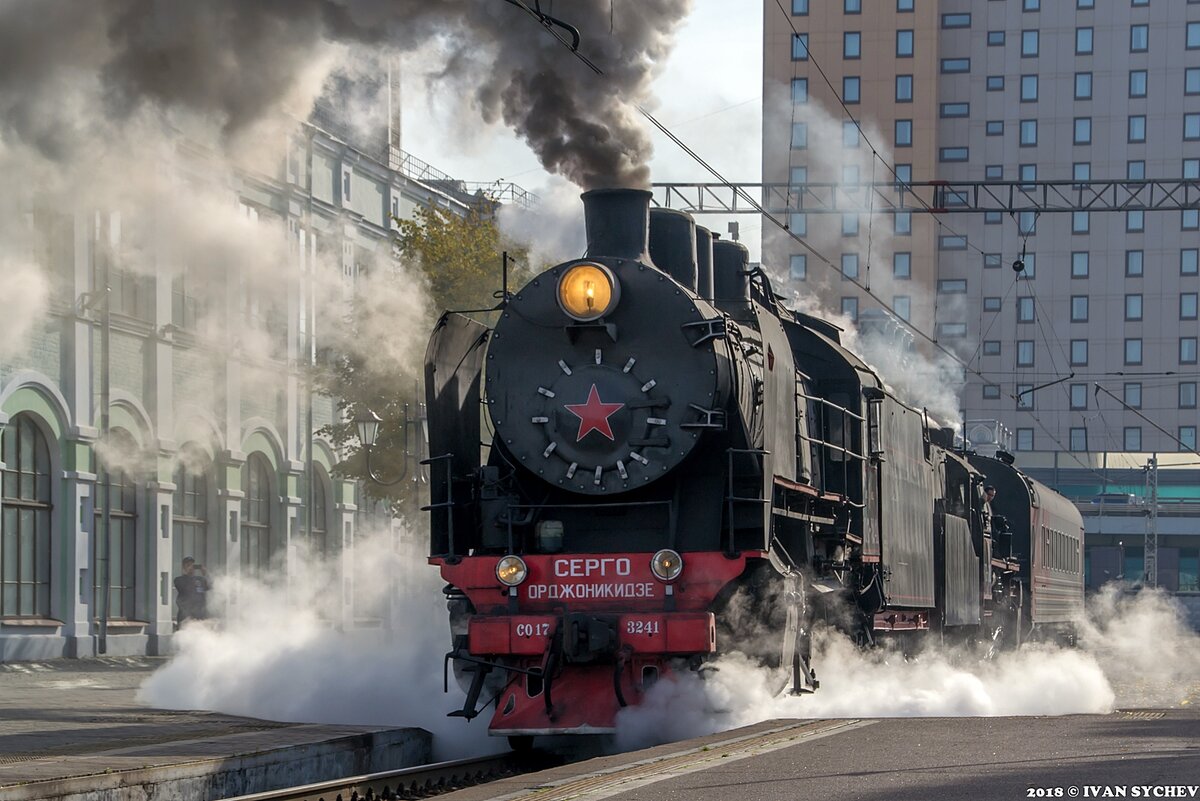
[318,203,528,515]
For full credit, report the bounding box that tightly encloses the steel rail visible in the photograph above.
[221,752,522,801]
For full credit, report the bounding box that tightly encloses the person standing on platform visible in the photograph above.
[174,556,211,628]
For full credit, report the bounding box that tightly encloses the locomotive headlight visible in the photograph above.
[650,549,684,582]
[496,555,528,587]
[558,262,619,321]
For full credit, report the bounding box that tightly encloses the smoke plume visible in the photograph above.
[615,587,1200,751]
[138,526,499,761]
[0,0,689,189]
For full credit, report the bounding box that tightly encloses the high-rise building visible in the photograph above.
[763,0,1200,613]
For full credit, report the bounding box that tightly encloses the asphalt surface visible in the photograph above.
[444,710,1200,801]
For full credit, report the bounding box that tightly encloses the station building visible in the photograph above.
[0,109,494,660]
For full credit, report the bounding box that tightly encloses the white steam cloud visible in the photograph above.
[138,527,497,761]
[616,587,1200,751]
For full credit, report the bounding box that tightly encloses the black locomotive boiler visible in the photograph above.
[420,188,1085,742]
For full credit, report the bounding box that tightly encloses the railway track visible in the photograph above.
[223,752,553,801]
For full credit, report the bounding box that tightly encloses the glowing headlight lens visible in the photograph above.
[650,549,684,582]
[496,555,528,587]
[558,262,618,321]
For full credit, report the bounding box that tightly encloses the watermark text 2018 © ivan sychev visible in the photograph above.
[1027,787,1199,798]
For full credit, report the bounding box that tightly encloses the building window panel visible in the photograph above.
[792,33,809,61]
[1128,160,1146,180]
[895,211,911,235]
[1183,249,1199,275]
[1189,22,1200,49]
[1018,297,1036,323]
[1180,382,1198,409]
[1185,114,1200,141]
[792,78,808,104]
[1072,252,1089,277]
[942,13,971,28]
[844,31,862,59]
[1186,210,1200,231]
[1076,27,1093,54]
[1124,427,1142,452]
[1127,250,1144,276]
[1070,428,1088,452]
[986,75,1005,91]
[938,323,967,338]
[841,253,859,279]
[1022,30,1039,57]
[792,122,808,149]
[1017,341,1035,367]
[1020,120,1038,146]
[792,0,808,13]
[1185,159,1199,180]
[983,385,1001,399]
[1180,427,1198,452]
[1070,383,1087,410]
[941,58,971,74]
[1127,210,1145,233]
[1016,384,1034,409]
[1,416,53,618]
[897,0,913,10]
[940,103,970,118]
[844,0,861,12]
[1182,337,1199,364]
[1016,429,1035,452]
[1130,24,1148,52]
[1125,294,1143,321]
[896,29,914,57]
[983,341,1002,356]
[1022,75,1040,101]
[1182,294,1198,320]
[1125,338,1143,365]
[893,296,911,321]
[1128,115,1147,143]
[1071,295,1089,322]
[1187,68,1200,96]
[895,75,913,102]
[1074,117,1092,145]
[843,76,860,104]
[1071,339,1088,365]
[986,121,1004,136]
[842,214,859,235]
[895,119,913,147]
[1072,211,1090,234]
[841,297,858,321]
[984,296,1002,312]
[843,121,860,148]
[790,254,807,280]
[988,31,1005,46]
[1075,73,1092,100]
[1129,70,1147,98]
[893,252,911,279]
[1124,383,1142,409]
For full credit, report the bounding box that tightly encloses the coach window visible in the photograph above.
[1,415,53,619]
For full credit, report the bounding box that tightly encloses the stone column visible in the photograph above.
[146,479,176,655]
[62,459,97,658]
[215,449,245,612]
[336,483,357,631]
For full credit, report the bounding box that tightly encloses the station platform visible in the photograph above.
[443,708,1200,801]
[0,658,431,801]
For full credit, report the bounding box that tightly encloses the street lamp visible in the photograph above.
[355,409,407,485]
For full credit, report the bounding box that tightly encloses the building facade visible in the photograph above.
[0,123,479,661]
[763,0,1200,608]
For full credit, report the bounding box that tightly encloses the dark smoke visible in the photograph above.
[0,0,692,188]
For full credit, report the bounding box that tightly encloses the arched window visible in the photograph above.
[94,429,139,620]
[1,415,53,618]
[241,454,274,576]
[311,468,329,559]
[173,445,210,569]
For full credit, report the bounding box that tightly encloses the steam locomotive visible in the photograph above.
[422,188,1084,743]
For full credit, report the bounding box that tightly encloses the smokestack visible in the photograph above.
[694,226,714,300]
[581,188,653,263]
[648,208,698,291]
[712,239,750,302]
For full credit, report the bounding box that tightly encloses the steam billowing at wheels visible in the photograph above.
[423,189,1086,743]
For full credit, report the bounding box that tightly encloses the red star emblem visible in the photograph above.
[564,384,624,442]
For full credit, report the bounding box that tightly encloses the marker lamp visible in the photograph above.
[558,262,618,321]
[496,555,528,587]
[650,549,684,582]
